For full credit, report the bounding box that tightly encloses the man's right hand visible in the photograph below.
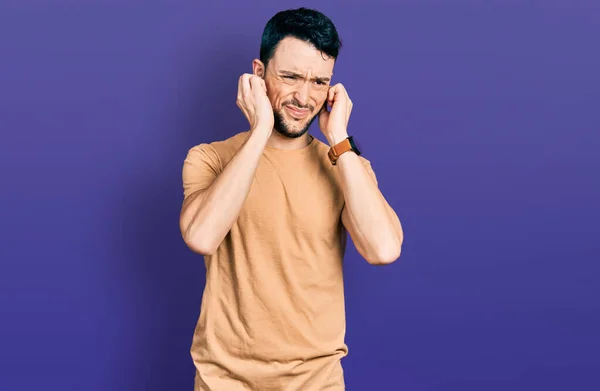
[181,74,275,255]
[236,73,274,135]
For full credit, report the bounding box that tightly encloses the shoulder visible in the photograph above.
[208,131,248,159]
[185,131,249,170]
[182,132,249,198]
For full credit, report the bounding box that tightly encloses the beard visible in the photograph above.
[272,101,318,139]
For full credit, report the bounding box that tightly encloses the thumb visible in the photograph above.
[260,78,267,94]
[318,104,329,126]
[319,101,329,116]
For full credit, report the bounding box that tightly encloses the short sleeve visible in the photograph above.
[182,143,222,199]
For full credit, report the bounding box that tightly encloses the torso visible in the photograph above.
[189,132,357,390]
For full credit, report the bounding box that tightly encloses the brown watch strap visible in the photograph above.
[328,138,354,165]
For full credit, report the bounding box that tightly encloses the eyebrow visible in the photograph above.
[278,70,331,82]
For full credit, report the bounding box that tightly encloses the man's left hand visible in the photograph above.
[318,83,352,146]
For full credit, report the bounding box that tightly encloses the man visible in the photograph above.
[180,7,403,391]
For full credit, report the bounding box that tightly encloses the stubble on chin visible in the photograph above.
[273,109,318,139]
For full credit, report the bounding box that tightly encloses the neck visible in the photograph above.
[266,131,313,150]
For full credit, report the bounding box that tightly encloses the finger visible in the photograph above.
[318,106,329,123]
[319,101,329,115]
[237,75,244,101]
[329,83,351,107]
[327,92,335,109]
[249,76,263,93]
[260,78,267,94]
[328,85,337,104]
[242,74,252,98]
[340,84,351,103]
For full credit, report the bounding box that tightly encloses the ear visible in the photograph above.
[252,59,265,78]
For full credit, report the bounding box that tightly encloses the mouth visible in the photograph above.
[284,105,310,119]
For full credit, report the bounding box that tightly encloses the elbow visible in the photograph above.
[181,224,218,256]
[366,239,402,266]
[186,238,217,256]
[365,217,404,265]
[184,235,217,256]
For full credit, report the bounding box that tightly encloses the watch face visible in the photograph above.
[349,136,361,156]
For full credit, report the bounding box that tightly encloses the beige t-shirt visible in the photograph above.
[182,131,377,391]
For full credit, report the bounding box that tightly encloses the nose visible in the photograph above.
[293,81,311,107]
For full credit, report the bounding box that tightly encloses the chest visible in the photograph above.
[238,155,345,239]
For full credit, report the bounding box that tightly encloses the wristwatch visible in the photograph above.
[328,136,361,165]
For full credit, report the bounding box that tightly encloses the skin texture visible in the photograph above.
[253,37,334,145]
[180,36,403,264]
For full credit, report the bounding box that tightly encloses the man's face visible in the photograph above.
[258,37,335,139]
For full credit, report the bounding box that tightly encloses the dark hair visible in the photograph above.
[260,8,342,67]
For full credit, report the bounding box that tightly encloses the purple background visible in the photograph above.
[1,1,599,390]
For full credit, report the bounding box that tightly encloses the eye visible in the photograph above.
[284,76,296,80]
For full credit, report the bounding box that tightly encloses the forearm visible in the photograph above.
[180,129,269,254]
[337,150,403,264]
[319,82,402,263]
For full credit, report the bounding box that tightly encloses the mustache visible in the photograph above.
[282,100,314,112]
